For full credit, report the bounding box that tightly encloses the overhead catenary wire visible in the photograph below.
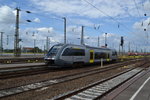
[141,1,147,16]
[133,0,142,17]
[133,0,146,27]
[82,0,148,50]
[82,0,144,35]
[81,0,121,33]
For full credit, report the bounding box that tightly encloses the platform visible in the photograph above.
[114,70,150,100]
[102,68,150,100]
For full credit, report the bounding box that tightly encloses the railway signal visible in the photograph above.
[120,36,124,46]
[105,33,107,47]
[120,36,124,55]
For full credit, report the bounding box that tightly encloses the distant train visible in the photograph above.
[44,44,118,67]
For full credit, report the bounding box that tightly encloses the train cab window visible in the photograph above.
[47,45,62,56]
[62,48,85,56]
[62,48,72,56]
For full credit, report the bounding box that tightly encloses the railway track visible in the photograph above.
[0,65,49,79]
[0,59,142,79]
[0,59,146,99]
[52,61,150,100]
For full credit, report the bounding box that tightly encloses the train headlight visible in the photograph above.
[45,55,55,60]
[51,57,55,60]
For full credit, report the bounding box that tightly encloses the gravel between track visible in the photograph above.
[0,61,143,100]
[0,65,103,89]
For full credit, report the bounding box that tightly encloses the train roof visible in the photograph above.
[53,43,85,47]
[53,43,115,51]
[85,45,112,50]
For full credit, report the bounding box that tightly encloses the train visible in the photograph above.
[44,44,118,67]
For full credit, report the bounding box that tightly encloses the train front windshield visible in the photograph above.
[47,45,62,56]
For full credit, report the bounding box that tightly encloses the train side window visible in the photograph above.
[101,53,106,59]
[73,49,85,56]
[62,48,72,56]
[62,48,85,56]
[95,52,108,59]
[95,52,100,59]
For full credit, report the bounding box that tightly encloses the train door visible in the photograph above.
[89,50,94,63]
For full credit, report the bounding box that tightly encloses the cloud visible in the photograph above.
[0,6,15,24]
[129,17,150,50]
[0,6,15,36]
[133,17,150,31]
[144,1,150,15]
[0,6,16,49]
[33,18,40,23]
[1,0,150,51]
[22,27,54,40]
[30,0,142,18]
[70,18,94,26]
[36,27,53,33]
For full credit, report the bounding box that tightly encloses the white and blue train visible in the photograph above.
[44,44,117,67]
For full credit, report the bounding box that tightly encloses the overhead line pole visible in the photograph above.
[128,42,130,52]
[34,39,36,55]
[98,36,100,47]
[81,26,84,45]
[46,36,49,51]
[62,17,66,44]
[14,7,21,57]
[0,32,4,56]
